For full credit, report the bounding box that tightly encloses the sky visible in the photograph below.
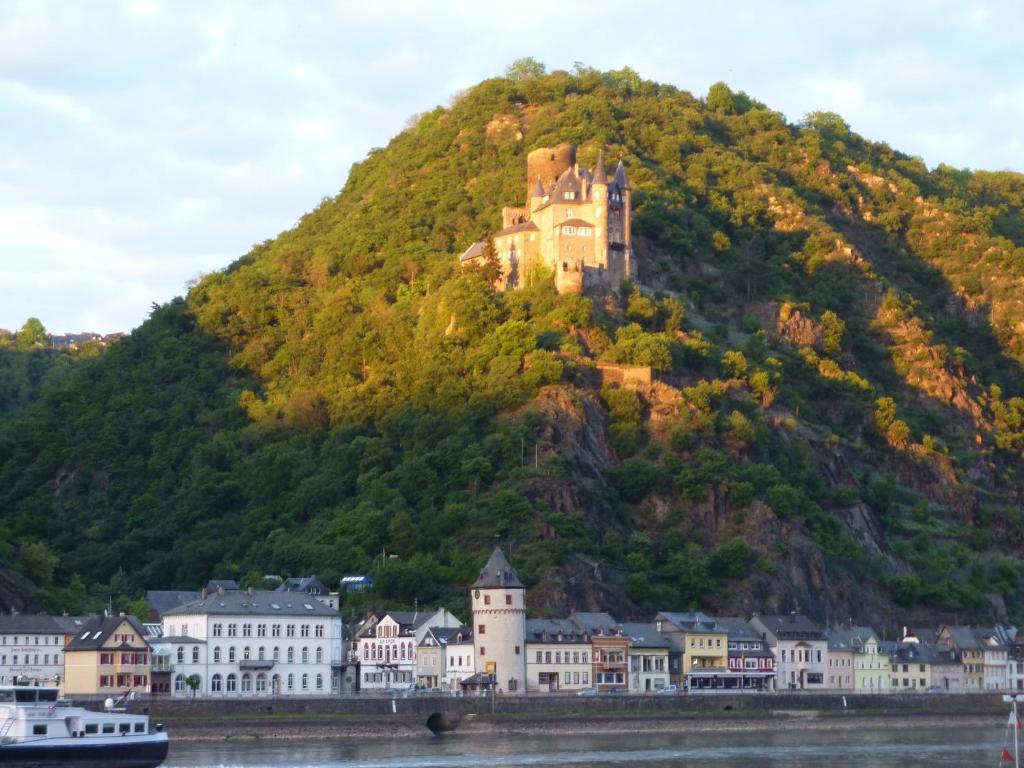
[2,1,1022,334]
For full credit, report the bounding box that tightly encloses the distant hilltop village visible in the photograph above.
[460,144,632,294]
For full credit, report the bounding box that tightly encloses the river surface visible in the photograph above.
[164,725,1011,767]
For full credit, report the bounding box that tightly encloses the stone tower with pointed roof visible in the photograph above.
[471,547,526,694]
[460,144,632,294]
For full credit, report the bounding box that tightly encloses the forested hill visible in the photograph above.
[2,63,1024,627]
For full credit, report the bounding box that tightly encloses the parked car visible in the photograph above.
[576,687,599,697]
[655,684,678,695]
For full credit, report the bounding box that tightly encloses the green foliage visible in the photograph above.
[15,318,48,351]
[1,65,1022,622]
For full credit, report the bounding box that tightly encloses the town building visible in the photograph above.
[654,612,729,690]
[714,617,777,691]
[472,548,527,694]
[161,585,343,696]
[571,612,629,692]
[621,623,670,693]
[443,630,475,691]
[749,613,827,691]
[357,608,462,691]
[937,625,1008,690]
[416,626,464,690]
[825,629,855,690]
[63,615,152,696]
[524,619,592,693]
[460,144,632,295]
[0,615,88,688]
[829,626,890,693]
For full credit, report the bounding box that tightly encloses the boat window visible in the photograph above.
[38,689,58,702]
[33,724,47,735]
[0,691,13,702]
[134,722,146,733]
[85,724,98,734]
[14,689,36,703]
[119,723,131,734]
[103,724,115,734]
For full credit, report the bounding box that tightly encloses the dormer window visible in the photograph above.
[565,191,576,201]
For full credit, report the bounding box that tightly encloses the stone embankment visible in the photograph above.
[103,692,1013,741]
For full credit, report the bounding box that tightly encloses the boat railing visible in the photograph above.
[0,716,15,743]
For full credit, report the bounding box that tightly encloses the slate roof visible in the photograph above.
[472,548,523,590]
[619,622,670,649]
[749,614,825,642]
[163,590,338,617]
[655,611,721,634]
[0,614,89,635]
[826,626,879,652]
[145,590,201,617]
[495,220,539,237]
[940,625,984,651]
[592,152,608,185]
[149,635,206,644]
[557,218,595,228]
[65,615,150,651]
[526,618,589,644]
[459,241,485,262]
[713,617,764,643]
[426,626,466,646]
[531,178,546,197]
[205,579,240,592]
[570,612,622,635]
[613,159,630,190]
[890,640,958,665]
[276,576,328,595]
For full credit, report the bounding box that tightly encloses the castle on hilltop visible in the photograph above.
[460,144,633,294]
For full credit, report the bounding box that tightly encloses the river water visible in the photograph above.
[164,725,1010,767]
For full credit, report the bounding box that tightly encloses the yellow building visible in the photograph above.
[654,612,729,690]
[64,615,152,696]
[460,144,632,294]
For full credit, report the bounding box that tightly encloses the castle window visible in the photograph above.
[565,191,575,200]
[478,624,486,635]
[505,595,512,606]
[565,209,574,218]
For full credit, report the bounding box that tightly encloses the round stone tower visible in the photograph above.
[471,547,526,694]
[526,144,576,203]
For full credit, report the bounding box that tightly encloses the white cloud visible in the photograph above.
[0,78,92,122]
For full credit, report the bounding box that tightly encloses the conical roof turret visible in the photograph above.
[592,151,608,185]
[613,159,630,189]
[472,547,524,589]
[531,178,545,198]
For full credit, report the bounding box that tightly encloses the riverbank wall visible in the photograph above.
[100,692,1015,741]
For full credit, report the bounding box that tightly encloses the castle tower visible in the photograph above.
[612,159,633,281]
[471,547,526,694]
[591,152,609,270]
[526,144,576,205]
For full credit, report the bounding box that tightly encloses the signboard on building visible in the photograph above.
[484,661,496,674]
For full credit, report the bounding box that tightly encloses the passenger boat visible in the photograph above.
[0,686,168,767]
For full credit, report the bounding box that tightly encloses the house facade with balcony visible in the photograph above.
[525,619,592,693]
[161,585,343,696]
[749,613,826,691]
[654,612,729,690]
[571,613,629,691]
[715,617,776,690]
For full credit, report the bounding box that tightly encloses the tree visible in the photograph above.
[185,674,200,697]
[15,318,47,351]
[505,58,546,81]
[706,82,736,115]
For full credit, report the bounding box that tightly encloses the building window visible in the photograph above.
[241,674,252,693]
[242,624,252,638]
[287,674,294,691]
[227,674,237,692]
[273,647,280,662]
[484,595,490,606]
[211,674,222,692]
[505,595,512,606]
[287,625,295,638]
[315,625,324,638]
[288,648,295,663]
[480,647,486,656]
[258,624,266,637]
[174,674,185,692]
[177,647,184,663]
[479,625,486,635]
[316,674,323,690]
[302,647,309,664]
[229,647,236,663]
[192,646,199,663]
[256,673,267,692]
[316,647,323,663]
[228,624,237,637]
[213,646,221,663]
[272,624,281,637]
[302,674,309,690]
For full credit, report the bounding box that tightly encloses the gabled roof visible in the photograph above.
[557,218,594,228]
[713,616,763,643]
[472,548,523,589]
[425,626,466,646]
[65,615,149,651]
[163,590,338,617]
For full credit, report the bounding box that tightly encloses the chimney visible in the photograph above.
[201,587,207,600]
[217,586,224,596]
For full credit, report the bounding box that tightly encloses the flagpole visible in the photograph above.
[1015,697,1020,768]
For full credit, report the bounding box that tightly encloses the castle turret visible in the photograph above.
[471,547,526,694]
[529,177,546,214]
[613,159,633,281]
[590,152,610,271]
